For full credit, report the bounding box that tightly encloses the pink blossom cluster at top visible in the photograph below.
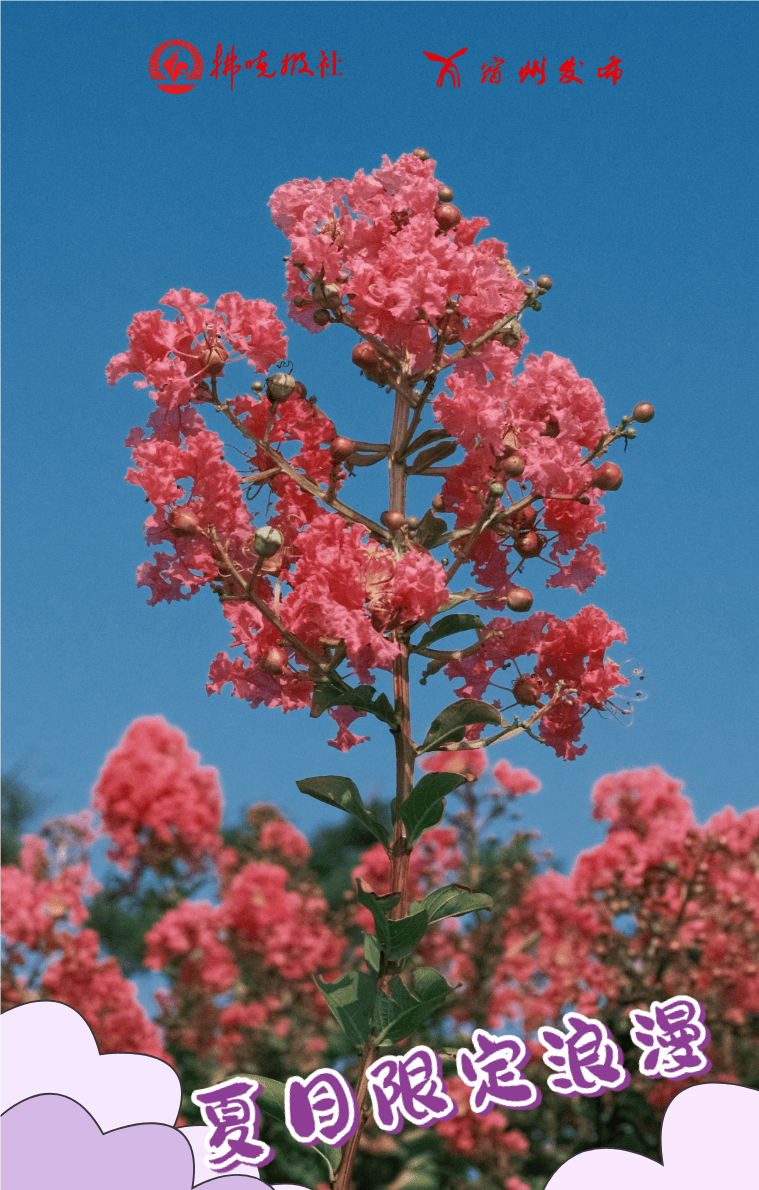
[92,716,223,872]
[107,150,634,759]
[270,152,526,366]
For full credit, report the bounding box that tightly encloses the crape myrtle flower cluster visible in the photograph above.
[2,730,758,1190]
[107,148,653,760]
[95,148,657,1189]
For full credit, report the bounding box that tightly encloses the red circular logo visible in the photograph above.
[148,40,203,94]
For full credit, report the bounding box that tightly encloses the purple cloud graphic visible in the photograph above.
[0,1003,308,1189]
[0,1095,274,1190]
[1,1001,180,1132]
[544,1083,758,1190]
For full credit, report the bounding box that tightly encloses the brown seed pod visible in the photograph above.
[497,323,523,349]
[352,342,380,368]
[198,342,228,376]
[266,372,296,403]
[434,203,461,231]
[503,454,526,479]
[505,505,538,533]
[513,531,546,557]
[381,510,406,532]
[330,436,355,462]
[254,526,285,558]
[632,402,655,423]
[592,462,623,491]
[512,673,544,706]
[505,587,534,613]
[312,309,331,326]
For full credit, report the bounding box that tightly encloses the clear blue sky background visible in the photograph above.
[3,1,758,876]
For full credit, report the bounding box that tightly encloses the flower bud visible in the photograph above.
[412,148,429,160]
[167,507,200,537]
[253,526,284,558]
[312,279,342,310]
[536,275,553,292]
[352,342,380,369]
[632,402,655,423]
[434,203,461,232]
[513,531,545,557]
[432,494,446,512]
[312,309,331,326]
[531,299,542,311]
[437,186,454,203]
[437,310,465,344]
[497,323,522,349]
[489,481,505,497]
[198,342,228,376]
[258,646,288,676]
[512,673,544,706]
[502,454,526,479]
[505,587,534,613]
[266,372,296,403]
[405,516,419,531]
[251,380,264,393]
[504,505,537,533]
[623,427,637,439]
[330,436,355,462]
[592,462,623,491]
[381,510,406,532]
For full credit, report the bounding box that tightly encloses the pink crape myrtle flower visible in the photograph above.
[108,149,640,763]
[92,716,223,872]
[491,759,542,797]
[420,749,488,781]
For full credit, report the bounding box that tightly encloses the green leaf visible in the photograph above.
[386,910,429,961]
[397,1155,440,1190]
[254,1075,343,1177]
[315,971,377,1049]
[415,613,484,651]
[408,440,458,474]
[310,679,398,731]
[376,968,452,1043]
[253,1074,288,1126]
[415,509,448,550]
[357,886,428,960]
[411,883,493,924]
[297,775,391,850]
[401,772,467,842]
[419,698,502,753]
[373,975,418,1036]
[405,427,451,455]
[363,929,381,974]
[355,885,398,950]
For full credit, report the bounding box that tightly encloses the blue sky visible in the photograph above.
[2,1,757,874]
